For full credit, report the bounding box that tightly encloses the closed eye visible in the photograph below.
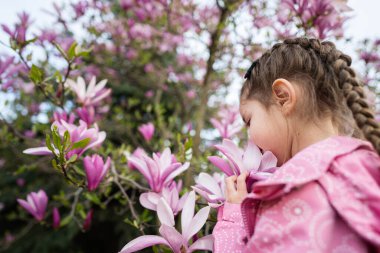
[243,117,251,127]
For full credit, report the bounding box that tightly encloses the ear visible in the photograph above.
[271,78,297,115]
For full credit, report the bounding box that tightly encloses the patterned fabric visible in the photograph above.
[213,136,380,252]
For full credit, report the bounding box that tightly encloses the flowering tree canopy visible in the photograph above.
[0,0,378,252]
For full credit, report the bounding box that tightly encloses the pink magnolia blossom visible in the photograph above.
[37,29,57,43]
[120,191,213,253]
[83,209,94,231]
[192,172,225,208]
[144,90,154,98]
[138,122,155,142]
[128,148,189,192]
[1,12,31,44]
[210,106,243,139]
[144,63,155,73]
[360,51,380,64]
[76,106,96,126]
[65,76,111,106]
[23,120,106,159]
[127,147,147,170]
[208,139,278,189]
[53,207,60,229]
[140,181,189,215]
[16,178,25,187]
[279,0,352,39]
[186,90,196,99]
[53,111,76,125]
[120,0,134,10]
[17,190,48,221]
[83,154,111,191]
[72,1,88,19]
[129,24,154,40]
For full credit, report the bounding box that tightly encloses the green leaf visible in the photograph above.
[84,192,102,206]
[24,37,37,45]
[9,38,17,50]
[26,52,33,61]
[45,134,55,153]
[51,126,62,151]
[184,138,193,151]
[52,159,60,171]
[29,64,44,84]
[67,154,78,164]
[53,70,63,83]
[67,41,78,60]
[60,216,72,227]
[70,138,91,151]
[53,42,69,61]
[63,130,71,150]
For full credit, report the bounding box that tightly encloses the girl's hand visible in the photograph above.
[225,172,248,204]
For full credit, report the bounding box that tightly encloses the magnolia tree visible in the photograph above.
[0,0,378,252]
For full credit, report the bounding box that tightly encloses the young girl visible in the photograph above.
[213,37,380,252]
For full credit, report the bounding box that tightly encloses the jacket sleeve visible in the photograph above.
[318,148,380,249]
[212,202,248,253]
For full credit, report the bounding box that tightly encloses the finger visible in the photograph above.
[225,175,237,194]
[236,172,248,194]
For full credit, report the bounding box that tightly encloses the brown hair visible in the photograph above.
[241,37,380,154]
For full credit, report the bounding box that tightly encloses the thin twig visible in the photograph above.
[111,162,145,235]
[118,175,150,191]
[70,187,83,217]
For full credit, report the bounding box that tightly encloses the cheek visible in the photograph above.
[247,123,272,151]
[247,119,285,154]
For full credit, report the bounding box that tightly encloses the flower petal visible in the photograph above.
[139,192,158,211]
[159,224,184,252]
[195,173,223,197]
[259,151,278,171]
[188,234,214,252]
[23,147,53,155]
[207,156,234,176]
[242,141,262,172]
[157,198,175,227]
[181,191,195,236]
[119,235,169,253]
[184,206,210,242]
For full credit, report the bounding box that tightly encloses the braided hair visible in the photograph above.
[242,37,380,154]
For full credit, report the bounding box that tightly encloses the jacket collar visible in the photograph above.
[247,136,374,200]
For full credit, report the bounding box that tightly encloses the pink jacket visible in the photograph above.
[213,136,380,252]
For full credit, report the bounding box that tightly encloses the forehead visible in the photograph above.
[239,98,265,115]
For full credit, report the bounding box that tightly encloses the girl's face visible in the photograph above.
[239,98,290,165]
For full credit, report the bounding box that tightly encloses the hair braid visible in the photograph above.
[284,37,380,153]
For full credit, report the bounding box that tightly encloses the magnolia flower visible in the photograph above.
[138,122,155,142]
[208,139,277,183]
[84,154,111,191]
[140,181,189,215]
[17,190,48,221]
[83,209,94,231]
[127,147,147,170]
[23,120,106,159]
[52,207,60,229]
[64,76,111,106]
[76,106,95,126]
[53,111,75,125]
[192,172,225,208]
[1,12,31,44]
[128,148,189,192]
[210,106,243,139]
[120,191,213,253]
